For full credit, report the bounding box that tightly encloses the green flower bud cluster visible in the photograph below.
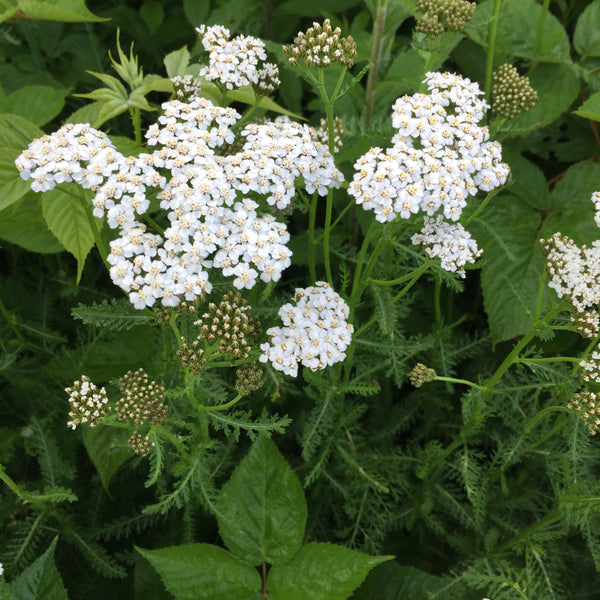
[415,0,476,38]
[283,19,356,68]
[194,291,261,359]
[409,363,437,388]
[116,368,167,426]
[177,337,207,375]
[568,392,600,436]
[235,362,264,395]
[492,64,538,119]
[128,430,154,456]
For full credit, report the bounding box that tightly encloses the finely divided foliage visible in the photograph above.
[4,2,600,600]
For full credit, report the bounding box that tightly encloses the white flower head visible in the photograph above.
[259,282,353,377]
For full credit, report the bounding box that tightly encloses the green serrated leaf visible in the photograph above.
[574,0,600,58]
[10,538,68,600]
[83,425,131,494]
[268,542,393,600]
[465,0,569,62]
[0,113,43,147]
[41,184,95,282]
[502,150,549,210]
[137,544,262,600]
[470,194,550,342]
[575,92,600,123]
[65,101,104,125]
[86,71,128,96]
[139,0,163,34]
[140,74,173,94]
[17,0,108,21]
[71,299,154,329]
[164,47,191,79]
[217,436,307,567]
[0,85,67,127]
[0,192,63,253]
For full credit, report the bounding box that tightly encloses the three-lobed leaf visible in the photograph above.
[217,436,307,567]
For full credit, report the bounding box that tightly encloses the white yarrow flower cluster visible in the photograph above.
[65,375,111,430]
[541,232,600,313]
[349,72,509,225]
[592,191,600,228]
[196,24,279,91]
[17,96,342,309]
[412,215,482,277]
[580,351,600,383]
[259,282,353,377]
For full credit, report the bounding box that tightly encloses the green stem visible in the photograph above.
[308,191,319,284]
[349,221,379,310]
[329,199,355,232]
[364,0,387,129]
[533,0,551,65]
[323,189,334,285]
[434,276,442,328]
[130,107,142,145]
[464,188,501,226]
[525,405,570,434]
[199,393,244,413]
[0,464,26,499]
[484,0,503,104]
[515,356,580,364]
[431,376,487,391]
[492,510,561,556]
[78,190,110,271]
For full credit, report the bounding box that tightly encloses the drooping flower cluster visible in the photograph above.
[415,0,476,37]
[283,19,356,68]
[492,64,538,119]
[411,216,482,277]
[349,72,509,225]
[196,24,279,92]
[17,96,342,309]
[540,232,600,313]
[568,391,600,435]
[259,282,353,377]
[65,375,111,430]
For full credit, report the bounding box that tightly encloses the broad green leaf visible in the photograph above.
[0,0,17,24]
[574,0,600,57]
[354,562,454,600]
[182,0,209,26]
[83,424,131,494]
[17,0,108,21]
[217,436,307,567]
[133,555,168,600]
[137,544,261,600]
[10,538,68,600]
[495,63,580,137]
[110,135,144,156]
[465,0,569,63]
[139,0,163,34]
[0,113,43,148]
[0,85,67,126]
[268,542,393,600]
[41,185,95,281]
[140,74,173,94]
[226,87,304,120]
[575,92,600,123]
[0,192,63,253]
[164,47,191,79]
[502,150,549,210]
[0,145,34,211]
[471,194,551,341]
[65,101,104,125]
[543,161,600,246]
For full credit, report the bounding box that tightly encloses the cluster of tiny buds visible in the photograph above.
[567,391,600,436]
[492,64,538,119]
[171,74,203,101]
[415,0,476,37]
[409,363,437,387]
[235,362,264,395]
[283,19,356,68]
[580,351,600,384]
[571,311,600,339]
[66,375,111,429]
[128,430,154,456]
[194,291,261,359]
[116,369,167,426]
[176,337,207,375]
[311,116,344,153]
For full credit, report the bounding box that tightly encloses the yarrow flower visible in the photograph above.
[568,391,600,435]
[412,215,482,277]
[259,282,353,377]
[415,0,476,37]
[17,94,342,310]
[196,24,279,91]
[348,72,509,275]
[65,375,111,430]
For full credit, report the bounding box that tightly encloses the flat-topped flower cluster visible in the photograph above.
[16,98,342,309]
[259,282,353,377]
[348,71,509,276]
